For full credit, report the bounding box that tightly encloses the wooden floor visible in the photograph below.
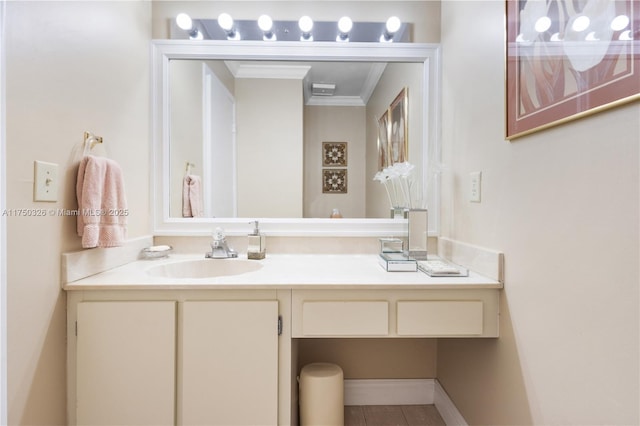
[345,405,446,426]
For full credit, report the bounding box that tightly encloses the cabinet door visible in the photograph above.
[76,301,176,426]
[181,300,279,426]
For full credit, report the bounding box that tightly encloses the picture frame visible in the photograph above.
[505,0,639,139]
[388,87,408,164]
[322,142,348,167]
[322,169,347,194]
[377,111,390,170]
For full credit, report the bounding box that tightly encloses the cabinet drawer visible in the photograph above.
[397,300,483,336]
[301,301,389,336]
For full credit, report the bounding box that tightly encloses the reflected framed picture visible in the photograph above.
[322,169,347,193]
[323,142,347,167]
[389,87,408,164]
[377,112,390,170]
[505,0,639,139]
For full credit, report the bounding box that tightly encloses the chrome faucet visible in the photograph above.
[205,227,238,259]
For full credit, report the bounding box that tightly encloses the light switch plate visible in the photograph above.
[470,171,481,203]
[34,160,58,202]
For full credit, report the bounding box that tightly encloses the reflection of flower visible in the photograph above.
[374,162,422,209]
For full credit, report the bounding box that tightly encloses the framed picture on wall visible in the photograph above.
[389,87,408,164]
[322,169,347,193]
[377,112,390,170]
[322,142,348,167]
[505,0,640,139]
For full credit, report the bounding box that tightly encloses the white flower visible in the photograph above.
[374,162,423,209]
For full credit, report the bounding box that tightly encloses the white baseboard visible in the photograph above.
[344,379,466,426]
[344,379,435,406]
[434,380,468,426]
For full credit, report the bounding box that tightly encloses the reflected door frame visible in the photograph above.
[202,64,237,218]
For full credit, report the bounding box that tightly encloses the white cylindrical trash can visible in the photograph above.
[299,362,344,426]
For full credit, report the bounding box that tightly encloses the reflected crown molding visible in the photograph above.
[225,62,311,79]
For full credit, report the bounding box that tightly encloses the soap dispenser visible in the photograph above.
[247,220,266,260]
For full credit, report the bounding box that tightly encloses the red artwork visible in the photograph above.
[506,0,639,139]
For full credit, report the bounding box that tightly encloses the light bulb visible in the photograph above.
[572,15,590,32]
[611,14,630,31]
[585,31,599,41]
[386,16,402,34]
[338,16,353,33]
[534,16,551,33]
[550,32,562,41]
[218,13,234,31]
[258,14,273,32]
[176,13,193,31]
[299,16,314,33]
[619,30,632,40]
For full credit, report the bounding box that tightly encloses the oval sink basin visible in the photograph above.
[146,259,263,279]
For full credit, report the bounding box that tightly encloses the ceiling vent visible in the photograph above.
[311,83,336,96]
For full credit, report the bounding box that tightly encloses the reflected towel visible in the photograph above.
[183,174,204,217]
[76,155,128,248]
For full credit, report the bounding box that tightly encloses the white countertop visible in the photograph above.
[63,254,503,291]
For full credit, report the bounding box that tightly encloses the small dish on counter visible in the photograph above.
[139,245,173,260]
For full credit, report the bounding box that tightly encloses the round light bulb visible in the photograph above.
[534,16,551,33]
[218,13,234,31]
[176,13,193,31]
[585,31,599,41]
[611,14,630,31]
[258,14,273,32]
[299,16,314,33]
[386,16,402,34]
[338,16,353,33]
[572,15,590,32]
[550,32,562,41]
[619,30,632,40]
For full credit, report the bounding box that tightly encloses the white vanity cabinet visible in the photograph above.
[292,289,499,338]
[181,300,279,425]
[67,291,286,426]
[75,301,177,426]
[64,252,502,425]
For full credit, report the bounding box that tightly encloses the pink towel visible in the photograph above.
[76,155,128,248]
[182,174,204,217]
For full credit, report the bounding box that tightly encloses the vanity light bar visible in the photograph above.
[172,14,409,43]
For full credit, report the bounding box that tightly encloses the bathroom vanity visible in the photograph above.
[63,253,502,425]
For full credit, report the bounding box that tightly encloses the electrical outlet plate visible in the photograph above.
[470,171,481,203]
[34,160,58,202]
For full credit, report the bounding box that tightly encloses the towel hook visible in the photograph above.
[185,162,195,175]
[84,132,102,155]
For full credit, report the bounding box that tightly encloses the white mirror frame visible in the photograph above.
[151,40,441,237]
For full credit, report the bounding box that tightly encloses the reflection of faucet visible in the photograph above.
[205,227,238,259]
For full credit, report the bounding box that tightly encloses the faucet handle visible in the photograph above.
[213,227,226,241]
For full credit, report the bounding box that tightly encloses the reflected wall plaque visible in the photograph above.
[322,169,347,193]
[322,142,348,167]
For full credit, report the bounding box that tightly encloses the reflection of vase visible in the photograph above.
[407,209,428,260]
[390,207,405,219]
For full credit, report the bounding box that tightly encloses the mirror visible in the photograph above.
[152,40,441,236]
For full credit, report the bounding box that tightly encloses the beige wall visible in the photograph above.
[366,62,424,218]
[298,338,437,379]
[304,105,366,218]
[5,1,151,424]
[437,1,639,425]
[236,78,303,217]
